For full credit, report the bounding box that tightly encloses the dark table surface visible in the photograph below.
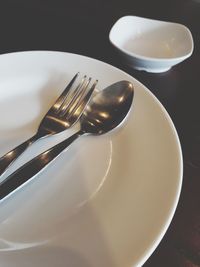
[0,0,199,266]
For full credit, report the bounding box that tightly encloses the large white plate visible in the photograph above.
[0,51,182,267]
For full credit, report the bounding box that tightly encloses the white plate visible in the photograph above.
[0,51,182,267]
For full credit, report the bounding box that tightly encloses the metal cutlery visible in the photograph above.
[0,80,134,201]
[0,73,98,176]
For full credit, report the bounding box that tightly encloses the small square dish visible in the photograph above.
[109,16,194,73]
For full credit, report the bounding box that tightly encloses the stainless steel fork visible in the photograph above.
[0,73,98,175]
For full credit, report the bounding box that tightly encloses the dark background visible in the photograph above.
[0,0,199,266]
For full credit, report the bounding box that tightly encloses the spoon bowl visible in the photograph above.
[81,80,134,134]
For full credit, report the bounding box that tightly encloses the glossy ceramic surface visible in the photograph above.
[0,51,183,267]
[109,16,194,72]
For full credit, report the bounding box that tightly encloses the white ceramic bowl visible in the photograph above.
[109,16,194,73]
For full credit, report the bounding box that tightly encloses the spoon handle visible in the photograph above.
[0,132,43,176]
[0,130,83,201]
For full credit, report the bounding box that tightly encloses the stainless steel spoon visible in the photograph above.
[0,80,134,201]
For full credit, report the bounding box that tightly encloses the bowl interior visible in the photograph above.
[110,16,193,59]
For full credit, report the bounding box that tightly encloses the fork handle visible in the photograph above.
[0,132,43,176]
[0,130,84,201]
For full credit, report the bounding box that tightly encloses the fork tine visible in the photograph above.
[53,72,80,112]
[58,75,87,116]
[63,77,92,117]
[65,77,91,116]
[66,79,98,122]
